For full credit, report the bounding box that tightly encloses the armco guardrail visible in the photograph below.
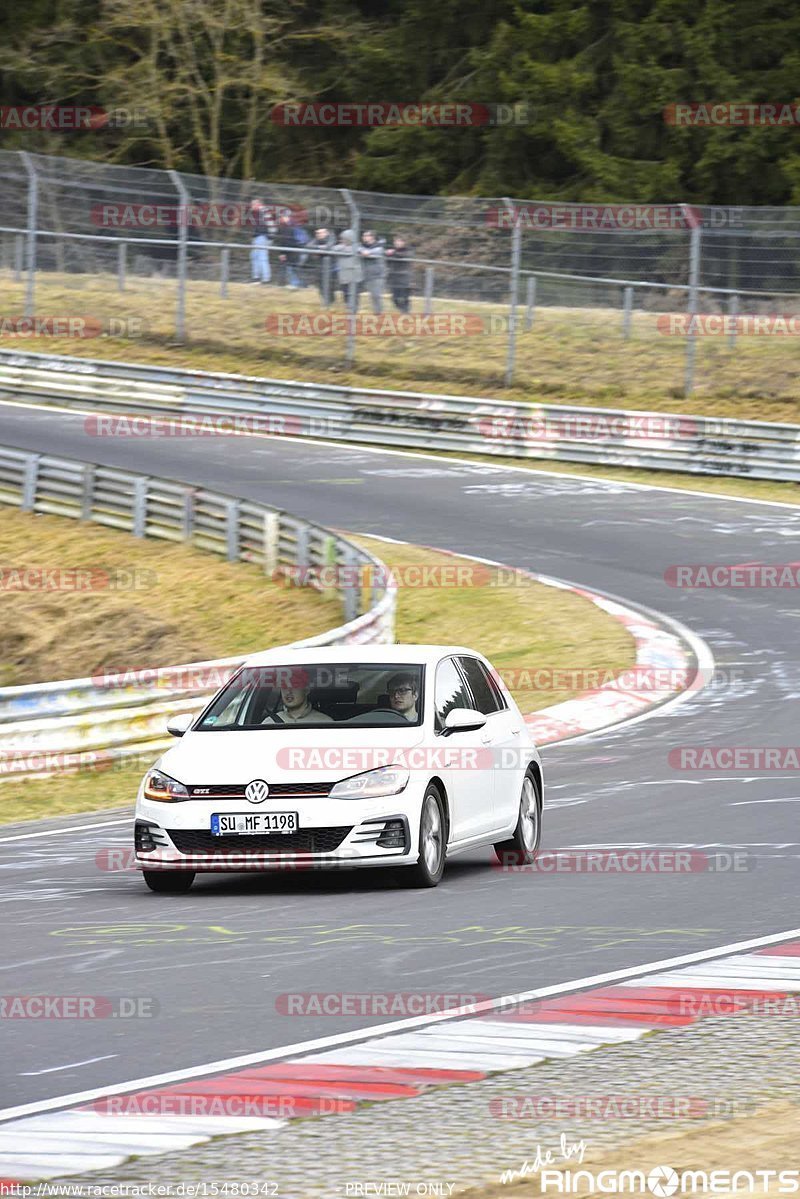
[0,440,396,777]
[1,348,799,482]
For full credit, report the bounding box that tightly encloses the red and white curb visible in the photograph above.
[2,934,799,1182]
[365,538,711,746]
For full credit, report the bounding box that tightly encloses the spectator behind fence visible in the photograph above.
[359,230,386,314]
[385,235,412,313]
[311,227,336,305]
[274,213,310,288]
[333,229,363,308]
[249,198,271,284]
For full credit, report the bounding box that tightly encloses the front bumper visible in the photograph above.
[134,793,418,872]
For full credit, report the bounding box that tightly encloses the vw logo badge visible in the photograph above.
[245,779,270,804]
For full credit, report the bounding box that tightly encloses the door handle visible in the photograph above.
[510,728,520,736]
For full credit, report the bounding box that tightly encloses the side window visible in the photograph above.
[457,656,503,715]
[434,657,473,732]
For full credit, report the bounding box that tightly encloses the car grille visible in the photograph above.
[169,827,352,854]
[185,782,335,799]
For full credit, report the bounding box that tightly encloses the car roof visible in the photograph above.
[242,643,481,667]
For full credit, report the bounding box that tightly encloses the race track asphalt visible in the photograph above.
[1,402,798,1107]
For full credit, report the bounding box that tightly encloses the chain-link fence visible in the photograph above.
[1,151,799,402]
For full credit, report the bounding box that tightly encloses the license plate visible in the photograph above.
[210,812,299,835]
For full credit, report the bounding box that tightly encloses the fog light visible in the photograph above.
[376,818,407,850]
[135,820,159,853]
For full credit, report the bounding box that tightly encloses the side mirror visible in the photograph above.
[167,712,194,738]
[443,707,487,735]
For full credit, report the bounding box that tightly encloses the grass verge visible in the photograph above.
[2,269,799,419]
[0,533,636,824]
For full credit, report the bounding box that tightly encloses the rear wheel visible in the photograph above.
[404,785,446,887]
[142,869,195,893]
[494,772,541,868]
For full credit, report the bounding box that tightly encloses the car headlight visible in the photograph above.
[329,766,409,800]
[143,769,190,802]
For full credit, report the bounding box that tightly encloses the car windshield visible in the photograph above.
[195,663,425,729]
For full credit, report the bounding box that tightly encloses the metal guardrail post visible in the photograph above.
[117,241,127,292]
[423,267,434,316]
[132,477,148,537]
[525,276,537,330]
[728,293,739,349]
[295,522,310,572]
[182,489,195,540]
[263,511,279,577]
[21,453,39,511]
[321,254,332,306]
[226,499,240,562]
[339,188,360,366]
[682,204,702,396]
[342,546,360,622]
[622,286,634,339]
[168,169,189,343]
[503,198,521,387]
[81,464,95,521]
[220,248,230,298]
[19,153,38,319]
[14,235,23,282]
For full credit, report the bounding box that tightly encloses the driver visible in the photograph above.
[385,672,419,721]
[263,673,333,724]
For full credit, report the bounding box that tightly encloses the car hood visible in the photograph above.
[157,726,427,785]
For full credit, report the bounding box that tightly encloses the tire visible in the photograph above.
[404,785,446,887]
[142,869,195,893]
[494,771,542,868]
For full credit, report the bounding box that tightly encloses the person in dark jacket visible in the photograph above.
[273,214,307,288]
[385,235,412,313]
[359,230,386,314]
[311,227,336,305]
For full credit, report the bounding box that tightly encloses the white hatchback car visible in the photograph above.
[134,644,543,891]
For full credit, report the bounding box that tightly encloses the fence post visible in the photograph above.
[225,498,240,562]
[525,275,537,330]
[321,253,332,306]
[81,464,95,521]
[220,248,229,298]
[168,169,188,342]
[132,477,148,537]
[263,511,279,577]
[622,286,634,339]
[117,241,127,292]
[21,453,39,512]
[681,203,702,396]
[182,489,195,541]
[342,546,361,622]
[340,188,360,366]
[728,292,739,349]
[503,197,521,387]
[423,266,434,316]
[19,152,38,319]
[14,234,23,282]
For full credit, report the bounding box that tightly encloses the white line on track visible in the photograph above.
[0,396,798,510]
[1,926,798,1124]
[0,817,130,843]
[20,1055,117,1076]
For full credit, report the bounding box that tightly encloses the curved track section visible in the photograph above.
[1,401,798,1110]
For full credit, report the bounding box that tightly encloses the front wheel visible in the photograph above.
[142,869,195,893]
[404,786,446,887]
[494,772,541,868]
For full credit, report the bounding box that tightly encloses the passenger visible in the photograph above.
[385,672,419,721]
